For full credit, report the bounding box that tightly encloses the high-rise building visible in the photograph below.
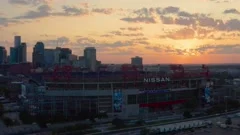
[84,47,96,71]
[0,46,7,64]
[69,54,78,61]
[21,43,27,62]
[7,56,10,63]
[54,48,61,64]
[17,43,27,63]
[32,42,45,68]
[10,47,17,64]
[14,36,21,48]
[58,47,72,65]
[10,36,27,64]
[59,48,72,60]
[131,56,143,66]
[44,49,55,67]
[73,56,85,68]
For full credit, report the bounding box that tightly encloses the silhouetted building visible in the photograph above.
[10,47,17,64]
[79,56,84,61]
[69,54,78,61]
[97,60,101,68]
[84,47,96,71]
[0,46,7,64]
[44,49,55,67]
[7,56,10,63]
[10,36,27,64]
[32,42,45,68]
[14,36,21,48]
[59,48,72,59]
[131,56,143,66]
[17,43,27,63]
[58,47,72,65]
[72,56,85,68]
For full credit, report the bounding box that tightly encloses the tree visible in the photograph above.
[97,111,108,119]
[3,117,14,127]
[0,87,9,98]
[136,119,146,126]
[225,117,232,125]
[112,118,125,128]
[183,111,192,118]
[19,111,35,124]
[0,103,4,117]
[183,98,198,111]
[140,128,150,135]
[227,99,240,109]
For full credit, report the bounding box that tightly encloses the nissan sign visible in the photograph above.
[143,77,170,83]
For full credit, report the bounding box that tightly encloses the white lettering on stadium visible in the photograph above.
[143,77,171,82]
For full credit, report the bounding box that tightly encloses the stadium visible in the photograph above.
[18,64,211,119]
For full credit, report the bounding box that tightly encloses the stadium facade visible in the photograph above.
[20,64,210,118]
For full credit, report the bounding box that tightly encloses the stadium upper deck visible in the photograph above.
[25,64,210,91]
[29,64,210,83]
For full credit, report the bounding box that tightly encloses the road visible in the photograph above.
[176,115,240,135]
[111,115,240,135]
[88,110,240,135]
[4,110,238,135]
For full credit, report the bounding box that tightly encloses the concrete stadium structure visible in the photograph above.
[20,64,210,119]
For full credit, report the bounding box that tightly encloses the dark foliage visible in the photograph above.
[3,117,14,126]
[0,103,3,117]
[225,117,232,125]
[183,111,192,118]
[112,118,125,128]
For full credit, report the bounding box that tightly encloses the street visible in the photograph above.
[89,110,240,135]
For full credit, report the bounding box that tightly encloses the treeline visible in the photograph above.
[19,111,108,127]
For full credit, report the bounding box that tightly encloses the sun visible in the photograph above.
[173,39,201,56]
[172,39,200,50]
[181,39,199,50]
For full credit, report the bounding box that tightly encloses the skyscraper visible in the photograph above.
[0,46,7,64]
[17,43,27,63]
[21,43,27,62]
[14,36,21,48]
[84,47,96,71]
[10,47,17,64]
[44,49,55,67]
[32,42,45,68]
[10,36,27,64]
[56,47,72,65]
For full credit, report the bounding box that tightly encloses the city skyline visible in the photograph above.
[0,0,240,64]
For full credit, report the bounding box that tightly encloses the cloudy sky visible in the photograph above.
[0,0,240,64]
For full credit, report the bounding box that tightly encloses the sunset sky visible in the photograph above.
[0,0,240,64]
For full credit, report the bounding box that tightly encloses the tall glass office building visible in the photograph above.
[10,36,27,64]
[32,42,45,67]
[14,36,21,48]
[18,43,27,63]
[10,47,17,64]
[0,46,7,64]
